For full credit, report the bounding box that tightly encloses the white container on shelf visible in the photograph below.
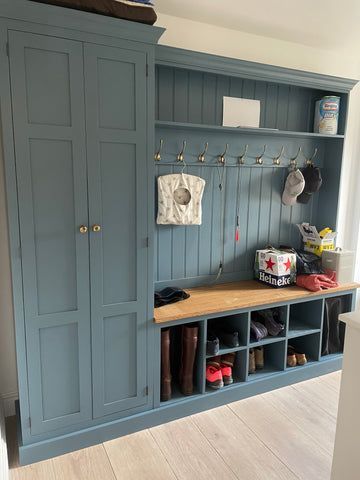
[321,248,355,284]
[314,96,340,135]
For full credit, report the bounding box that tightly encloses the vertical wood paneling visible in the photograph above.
[237,168,251,272]
[157,67,174,120]
[202,74,217,125]
[276,85,290,130]
[156,165,173,281]
[155,66,334,287]
[264,84,278,129]
[173,70,189,123]
[246,168,262,270]
[185,166,201,277]
[210,166,222,275]
[188,71,203,124]
[254,81,267,128]
[223,166,238,273]
[215,76,230,125]
[198,166,214,276]
[257,168,272,246]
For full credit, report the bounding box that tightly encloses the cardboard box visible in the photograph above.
[254,249,296,288]
[297,223,336,257]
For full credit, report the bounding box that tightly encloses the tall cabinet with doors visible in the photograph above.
[0,0,163,462]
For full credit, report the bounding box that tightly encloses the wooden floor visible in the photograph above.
[6,371,341,480]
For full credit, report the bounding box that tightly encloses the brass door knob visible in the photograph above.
[79,225,88,234]
[92,225,101,233]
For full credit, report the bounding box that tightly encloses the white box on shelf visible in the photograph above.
[222,96,260,128]
[322,249,355,284]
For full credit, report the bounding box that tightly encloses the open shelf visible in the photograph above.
[207,312,249,356]
[206,345,246,359]
[287,333,321,368]
[247,341,286,381]
[288,300,323,338]
[156,120,345,140]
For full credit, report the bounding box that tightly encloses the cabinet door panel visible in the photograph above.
[9,31,92,435]
[84,44,149,418]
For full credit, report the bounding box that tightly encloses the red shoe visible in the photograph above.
[206,357,223,389]
[221,352,235,386]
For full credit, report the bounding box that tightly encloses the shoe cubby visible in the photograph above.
[156,288,356,408]
[207,312,249,356]
[247,340,286,381]
[321,294,352,357]
[249,306,287,346]
[288,299,323,338]
[160,322,204,404]
[206,349,247,393]
[287,333,321,368]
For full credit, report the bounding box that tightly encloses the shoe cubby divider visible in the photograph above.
[247,340,287,381]
[207,312,249,353]
[287,332,322,366]
[288,299,323,337]
[249,305,288,345]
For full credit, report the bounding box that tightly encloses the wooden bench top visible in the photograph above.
[154,280,359,324]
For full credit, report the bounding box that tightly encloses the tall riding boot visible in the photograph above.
[179,324,198,395]
[161,328,172,402]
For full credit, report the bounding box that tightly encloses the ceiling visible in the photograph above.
[155,0,360,51]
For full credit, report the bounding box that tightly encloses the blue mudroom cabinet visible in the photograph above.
[1,0,358,467]
[0,0,163,459]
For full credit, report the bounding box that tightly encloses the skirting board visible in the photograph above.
[0,399,9,480]
[18,356,342,466]
[1,392,18,417]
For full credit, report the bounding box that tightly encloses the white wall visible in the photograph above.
[1,13,359,413]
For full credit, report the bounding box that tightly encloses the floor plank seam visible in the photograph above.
[226,404,302,480]
[290,383,338,419]
[263,393,334,457]
[148,428,181,480]
[189,415,241,480]
[100,443,118,480]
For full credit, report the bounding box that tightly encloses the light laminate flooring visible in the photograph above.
[6,371,341,480]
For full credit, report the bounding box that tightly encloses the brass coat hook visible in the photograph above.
[305,147,318,166]
[238,144,249,165]
[177,140,187,162]
[198,142,209,163]
[289,147,302,169]
[256,144,267,165]
[273,146,284,166]
[218,143,229,164]
[154,139,164,161]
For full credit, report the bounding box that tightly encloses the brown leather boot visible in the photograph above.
[161,328,172,402]
[179,324,199,395]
